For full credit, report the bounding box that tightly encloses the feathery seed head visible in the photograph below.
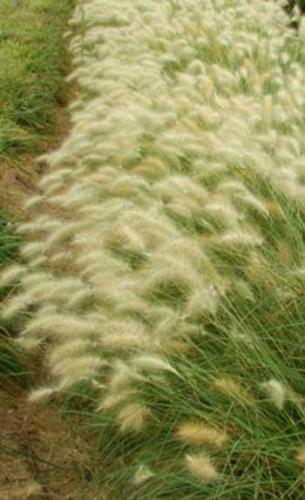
[261,379,286,410]
[131,354,177,374]
[176,421,228,448]
[213,377,254,406]
[118,403,150,433]
[185,453,219,483]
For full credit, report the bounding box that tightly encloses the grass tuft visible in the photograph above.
[0,0,74,157]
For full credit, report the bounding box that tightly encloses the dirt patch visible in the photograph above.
[0,157,42,218]
[0,107,71,218]
[0,389,97,499]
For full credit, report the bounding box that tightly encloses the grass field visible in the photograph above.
[2,0,305,498]
[0,0,73,157]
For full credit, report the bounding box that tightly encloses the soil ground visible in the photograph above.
[0,390,96,499]
[0,107,70,218]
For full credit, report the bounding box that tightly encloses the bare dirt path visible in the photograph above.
[0,389,94,499]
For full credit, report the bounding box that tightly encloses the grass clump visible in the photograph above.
[0,0,74,157]
[3,0,305,497]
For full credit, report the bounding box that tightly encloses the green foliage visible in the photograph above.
[0,0,74,157]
